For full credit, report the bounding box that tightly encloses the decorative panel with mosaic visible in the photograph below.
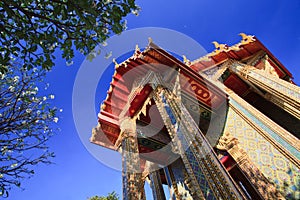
[224,106,300,199]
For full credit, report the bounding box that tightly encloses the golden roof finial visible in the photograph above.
[135,44,140,52]
[212,41,221,49]
[148,37,153,44]
[112,58,119,69]
[239,33,255,45]
[212,41,228,53]
[133,44,141,60]
[182,55,191,65]
[239,33,248,40]
[100,103,106,110]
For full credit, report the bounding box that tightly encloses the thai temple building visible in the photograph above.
[91,33,300,200]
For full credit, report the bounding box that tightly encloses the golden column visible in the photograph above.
[142,161,166,200]
[230,60,300,119]
[120,117,144,200]
[153,86,245,200]
[148,170,166,200]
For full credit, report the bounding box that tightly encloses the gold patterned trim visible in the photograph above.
[227,90,300,169]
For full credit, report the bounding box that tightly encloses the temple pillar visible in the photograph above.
[149,169,166,200]
[120,117,144,200]
[163,166,179,200]
[153,86,245,200]
[230,61,300,119]
[142,161,166,200]
[216,132,284,199]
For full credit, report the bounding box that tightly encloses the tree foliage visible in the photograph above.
[88,192,119,200]
[0,0,139,197]
[0,0,139,73]
[0,64,60,197]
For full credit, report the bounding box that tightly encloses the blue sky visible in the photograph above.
[7,0,300,199]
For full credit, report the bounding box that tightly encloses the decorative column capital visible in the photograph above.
[216,132,248,164]
[216,132,239,151]
[115,117,137,149]
[120,117,136,136]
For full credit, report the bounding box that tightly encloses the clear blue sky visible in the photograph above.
[7,0,300,199]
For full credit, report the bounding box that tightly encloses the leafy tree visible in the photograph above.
[88,191,119,200]
[0,63,60,197]
[0,0,139,73]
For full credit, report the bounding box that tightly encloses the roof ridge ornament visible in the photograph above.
[212,41,229,54]
[135,44,140,53]
[190,33,256,65]
[239,33,255,45]
[260,54,279,77]
[133,44,142,60]
[112,58,120,69]
[182,55,191,65]
[148,37,153,45]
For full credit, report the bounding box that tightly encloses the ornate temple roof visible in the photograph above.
[91,40,227,150]
[91,33,294,150]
